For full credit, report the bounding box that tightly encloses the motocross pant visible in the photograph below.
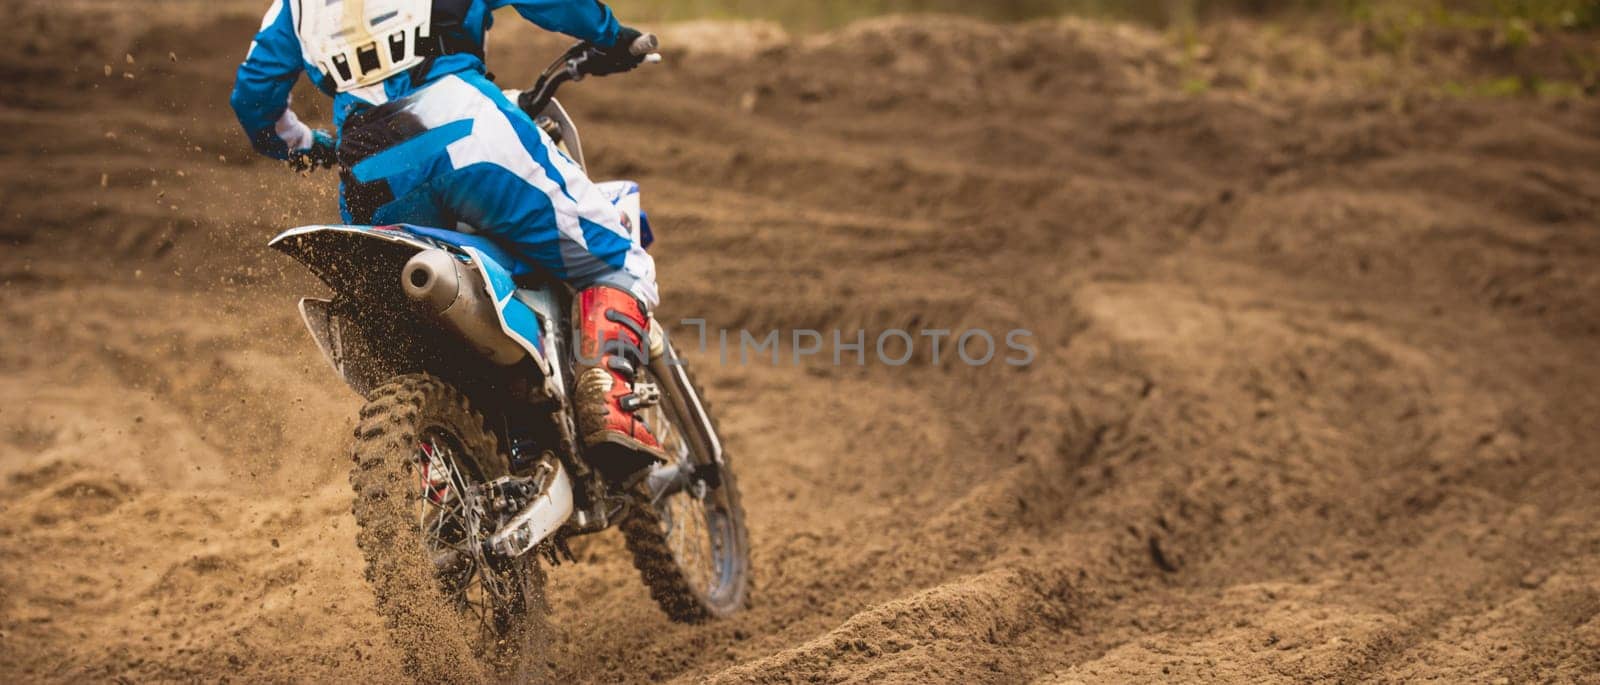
[335,71,659,307]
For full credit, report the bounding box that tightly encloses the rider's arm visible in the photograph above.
[490,0,622,47]
[230,0,316,160]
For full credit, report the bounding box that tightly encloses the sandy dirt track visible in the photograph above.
[2,2,1599,682]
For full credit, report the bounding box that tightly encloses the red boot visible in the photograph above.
[573,285,667,478]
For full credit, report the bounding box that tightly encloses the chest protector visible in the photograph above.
[295,0,436,92]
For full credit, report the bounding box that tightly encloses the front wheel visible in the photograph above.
[348,374,547,681]
[622,362,751,621]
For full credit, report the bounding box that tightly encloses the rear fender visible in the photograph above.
[270,224,444,301]
[272,224,554,394]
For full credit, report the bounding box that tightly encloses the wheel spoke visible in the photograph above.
[407,427,530,655]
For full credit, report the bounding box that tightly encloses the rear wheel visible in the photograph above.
[349,374,547,681]
[621,363,751,621]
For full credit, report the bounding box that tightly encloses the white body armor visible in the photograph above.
[294,0,435,92]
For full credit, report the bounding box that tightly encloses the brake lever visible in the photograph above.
[520,38,661,117]
[564,53,591,82]
[562,45,660,81]
[571,49,661,78]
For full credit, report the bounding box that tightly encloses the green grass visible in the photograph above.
[1443,75,1591,98]
[609,0,1102,30]
[608,0,1600,30]
[608,0,1598,100]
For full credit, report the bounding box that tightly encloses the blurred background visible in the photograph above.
[2,0,1597,682]
[615,0,1600,94]
[615,0,1600,29]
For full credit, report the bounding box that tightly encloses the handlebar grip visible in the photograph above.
[629,33,659,56]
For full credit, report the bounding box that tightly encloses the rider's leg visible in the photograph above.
[571,283,668,479]
[340,72,666,478]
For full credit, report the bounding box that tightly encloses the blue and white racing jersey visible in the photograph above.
[229,0,621,159]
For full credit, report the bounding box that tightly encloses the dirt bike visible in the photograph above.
[268,35,750,664]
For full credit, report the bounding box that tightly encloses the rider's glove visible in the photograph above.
[586,26,648,76]
[288,129,339,172]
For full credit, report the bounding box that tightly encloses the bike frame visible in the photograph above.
[269,99,724,561]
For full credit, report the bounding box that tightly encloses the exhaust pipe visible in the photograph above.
[401,249,527,366]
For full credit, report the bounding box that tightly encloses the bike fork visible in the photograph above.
[649,333,725,467]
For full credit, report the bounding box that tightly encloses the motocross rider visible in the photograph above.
[230,0,665,477]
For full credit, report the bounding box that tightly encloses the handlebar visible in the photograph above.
[517,33,660,117]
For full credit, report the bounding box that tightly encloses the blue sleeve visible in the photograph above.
[489,0,621,46]
[230,0,305,160]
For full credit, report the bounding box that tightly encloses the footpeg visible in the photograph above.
[646,461,708,504]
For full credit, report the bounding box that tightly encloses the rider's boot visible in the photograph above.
[574,284,668,481]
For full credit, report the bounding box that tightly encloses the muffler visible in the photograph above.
[401,249,527,366]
